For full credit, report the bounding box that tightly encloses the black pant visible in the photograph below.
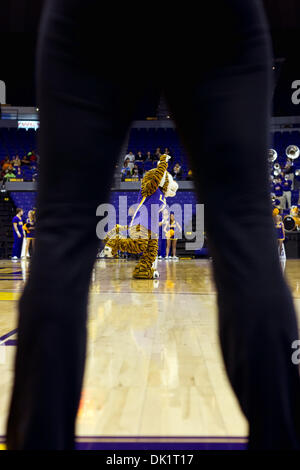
[7,0,300,449]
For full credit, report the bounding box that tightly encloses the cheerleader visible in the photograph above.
[165,212,181,260]
[23,210,36,258]
[274,214,285,257]
[158,208,169,259]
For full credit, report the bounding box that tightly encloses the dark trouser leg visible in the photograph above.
[18,237,24,258]
[6,1,145,450]
[12,234,20,258]
[165,0,300,449]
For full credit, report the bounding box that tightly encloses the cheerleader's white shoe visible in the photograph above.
[152,257,160,278]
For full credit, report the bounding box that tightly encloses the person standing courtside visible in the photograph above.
[23,210,36,258]
[158,208,169,259]
[282,175,292,210]
[6,0,300,450]
[11,208,24,260]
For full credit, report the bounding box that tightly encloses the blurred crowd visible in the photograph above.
[0,151,38,183]
[121,147,193,182]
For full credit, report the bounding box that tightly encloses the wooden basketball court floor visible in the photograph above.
[0,257,300,450]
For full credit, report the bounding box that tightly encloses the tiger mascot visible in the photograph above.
[103,154,178,279]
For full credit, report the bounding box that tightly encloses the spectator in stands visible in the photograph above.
[145,151,153,161]
[164,147,171,155]
[153,148,161,161]
[135,151,145,161]
[131,167,139,180]
[15,167,24,179]
[282,175,292,209]
[0,156,7,167]
[171,162,183,180]
[12,155,21,168]
[21,154,31,166]
[1,156,13,172]
[124,152,134,171]
[3,168,16,182]
[12,208,24,260]
[121,159,131,181]
[271,193,281,212]
[124,151,135,163]
[273,178,284,209]
[28,150,37,163]
[186,169,193,181]
[283,158,295,190]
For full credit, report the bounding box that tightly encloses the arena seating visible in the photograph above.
[9,192,36,219]
[109,191,198,230]
[0,128,38,181]
[126,128,190,178]
[2,126,300,183]
[0,128,37,160]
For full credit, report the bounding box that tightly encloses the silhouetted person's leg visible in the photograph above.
[6,0,146,449]
[165,0,300,449]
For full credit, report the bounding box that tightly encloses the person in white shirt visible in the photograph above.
[124,151,135,170]
[124,151,135,162]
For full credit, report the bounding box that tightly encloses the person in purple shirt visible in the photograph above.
[282,176,292,209]
[12,208,24,260]
[273,179,284,208]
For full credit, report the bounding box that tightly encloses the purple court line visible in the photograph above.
[0,329,18,343]
[4,339,17,346]
[0,271,23,276]
[0,435,248,450]
[75,435,248,450]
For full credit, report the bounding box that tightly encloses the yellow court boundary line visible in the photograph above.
[0,292,20,301]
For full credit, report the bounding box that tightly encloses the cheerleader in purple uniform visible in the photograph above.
[23,210,36,258]
[275,214,285,256]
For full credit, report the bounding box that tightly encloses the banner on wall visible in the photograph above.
[18,120,39,131]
